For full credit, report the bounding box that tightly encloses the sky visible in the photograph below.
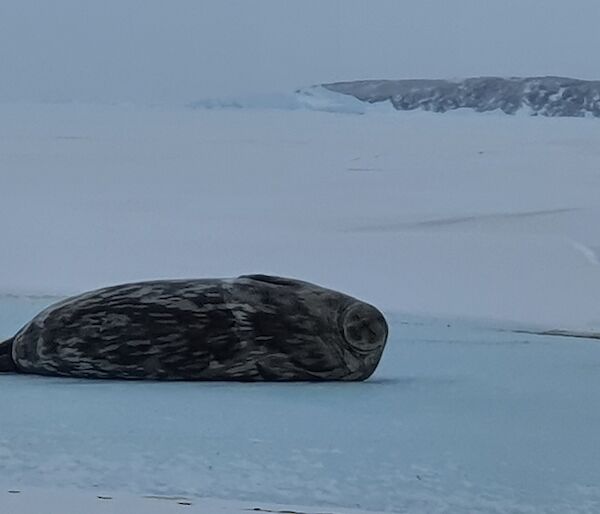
[1,0,600,105]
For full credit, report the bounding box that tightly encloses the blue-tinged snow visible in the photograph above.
[188,86,394,114]
[2,296,599,513]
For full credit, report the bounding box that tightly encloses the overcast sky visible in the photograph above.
[2,0,599,104]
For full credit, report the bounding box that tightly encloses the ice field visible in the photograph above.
[1,103,600,513]
[1,104,600,331]
[0,299,600,513]
[1,296,600,513]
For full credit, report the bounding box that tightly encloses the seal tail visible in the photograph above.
[0,337,16,372]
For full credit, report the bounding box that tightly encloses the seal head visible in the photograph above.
[239,274,388,380]
[340,301,388,376]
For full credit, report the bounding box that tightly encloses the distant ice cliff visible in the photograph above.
[188,86,397,114]
[189,77,600,117]
[320,76,600,117]
[188,87,372,114]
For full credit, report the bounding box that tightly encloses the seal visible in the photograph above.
[0,275,388,381]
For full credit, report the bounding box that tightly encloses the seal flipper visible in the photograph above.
[0,338,16,372]
[256,355,325,382]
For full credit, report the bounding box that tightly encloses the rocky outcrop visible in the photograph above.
[322,77,600,117]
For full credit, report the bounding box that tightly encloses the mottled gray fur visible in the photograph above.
[0,275,388,381]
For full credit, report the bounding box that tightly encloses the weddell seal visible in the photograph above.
[0,275,388,381]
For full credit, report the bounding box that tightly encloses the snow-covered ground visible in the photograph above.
[2,296,600,513]
[2,104,600,513]
[3,488,376,514]
[1,103,599,330]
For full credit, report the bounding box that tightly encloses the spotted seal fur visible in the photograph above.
[0,275,388,381]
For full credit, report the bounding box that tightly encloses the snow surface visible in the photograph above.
[3,488,374,514]
[2,103,600,513]
[2,296,600,513]
[189,86,386,114]
[1,103,599,330]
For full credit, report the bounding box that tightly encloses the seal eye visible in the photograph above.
[341,303,388,353]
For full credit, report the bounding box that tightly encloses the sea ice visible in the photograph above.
[1,296,599,513]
